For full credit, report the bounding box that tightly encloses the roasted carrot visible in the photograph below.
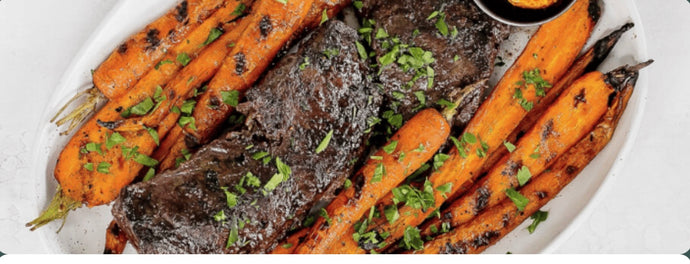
[508,0,559,9]
[153,0,353,171]
[293,108,451,254]
[104,221,127,254]
[271,228,310,254]
[93,0,226,98]
[53,0,250,134]
[469,22,635,204]
[413,62,650,254]
[424,23,634,237]
[416,70,619,241]
[321,0,599,254]
[27,16,250,230]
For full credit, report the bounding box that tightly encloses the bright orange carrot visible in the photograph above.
[53,0,250,133]
[93,0,225,98]
[414,62,648,253]
[104,221,127,254]
[270,228,309,254]
[417,70,615,241]
[293,108,451,254]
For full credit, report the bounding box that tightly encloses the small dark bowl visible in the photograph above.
[473,0,577,27]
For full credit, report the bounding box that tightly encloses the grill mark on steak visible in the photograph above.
[112,21,380,254]
[359,0,509,130]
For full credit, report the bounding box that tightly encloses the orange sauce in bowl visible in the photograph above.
[508,0,559,9]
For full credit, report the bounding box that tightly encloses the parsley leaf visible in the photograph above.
[97,162,111,174]
[221,187,238,208]
[517,166,532,186]
[105,132,126,150]
[202,27,223,46]
[384,205,399,224]
[315,129,334,154]
[504,141,517,153]
[383,140,398,154]
[176,52,191,66]
[221,90,240,107]
[402,226,423,250]
[505,188,529,211]
[371,163,385,183]
[231,3,246,16]
[143,167,156,182]
[528,210,549,234]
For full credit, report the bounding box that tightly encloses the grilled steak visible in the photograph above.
[112,20,380,254]
[360,0,509,129]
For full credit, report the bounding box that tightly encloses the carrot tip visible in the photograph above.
[26,186,82,232]
[52,86,106,136]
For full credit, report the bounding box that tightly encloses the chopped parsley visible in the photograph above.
[320,9,329,25]
[83,163,94,172]
[176,52,191,66]
[322,48,339,59]
[384,205,399,224]
[122,97,155,117]
[528,210,549,234]
[221,90,240,107]
[355,41,368,60]
[133,152,159,167]
[319,208,332,225]
[432,153,450,170]
[392,179,435,211]
[505,188,529,211]
[96,162,111,174]
[178,116,197,130]
[517,165,532,186]
[154,59,173,70]
[142,167,156,182]
[383,140,398,154]
[504,141,517,153]
[343,179,352,189]
[401,226,424,250]
[221,187,238,208]
[202,27,223,46]
[85,142,103,155]
[299,57,310,70]
[226,225,239,248]
[315,129,334,154]
[214,210,226,222]
[435,183,452,197]
[231,3,246,16]
[371,163,385,183]
[145,126,159,146]
[353,0,363,9]
[105,132,125,150]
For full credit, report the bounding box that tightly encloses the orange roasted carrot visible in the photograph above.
[271,228,310,254]
[93,0,226,98]
[53,0,251,133]
[104,221,127,254]
[414,62,649,253]
[27,16,251,231]
[293,108,451,254]
[154,0,352,171]
[416,70,616,241]
[420,23,635,238]
[322,0,600,254]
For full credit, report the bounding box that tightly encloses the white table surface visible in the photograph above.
[1,0,688,254]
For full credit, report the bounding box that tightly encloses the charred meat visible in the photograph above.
[359,0,510,129]
[112,20,380,254]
